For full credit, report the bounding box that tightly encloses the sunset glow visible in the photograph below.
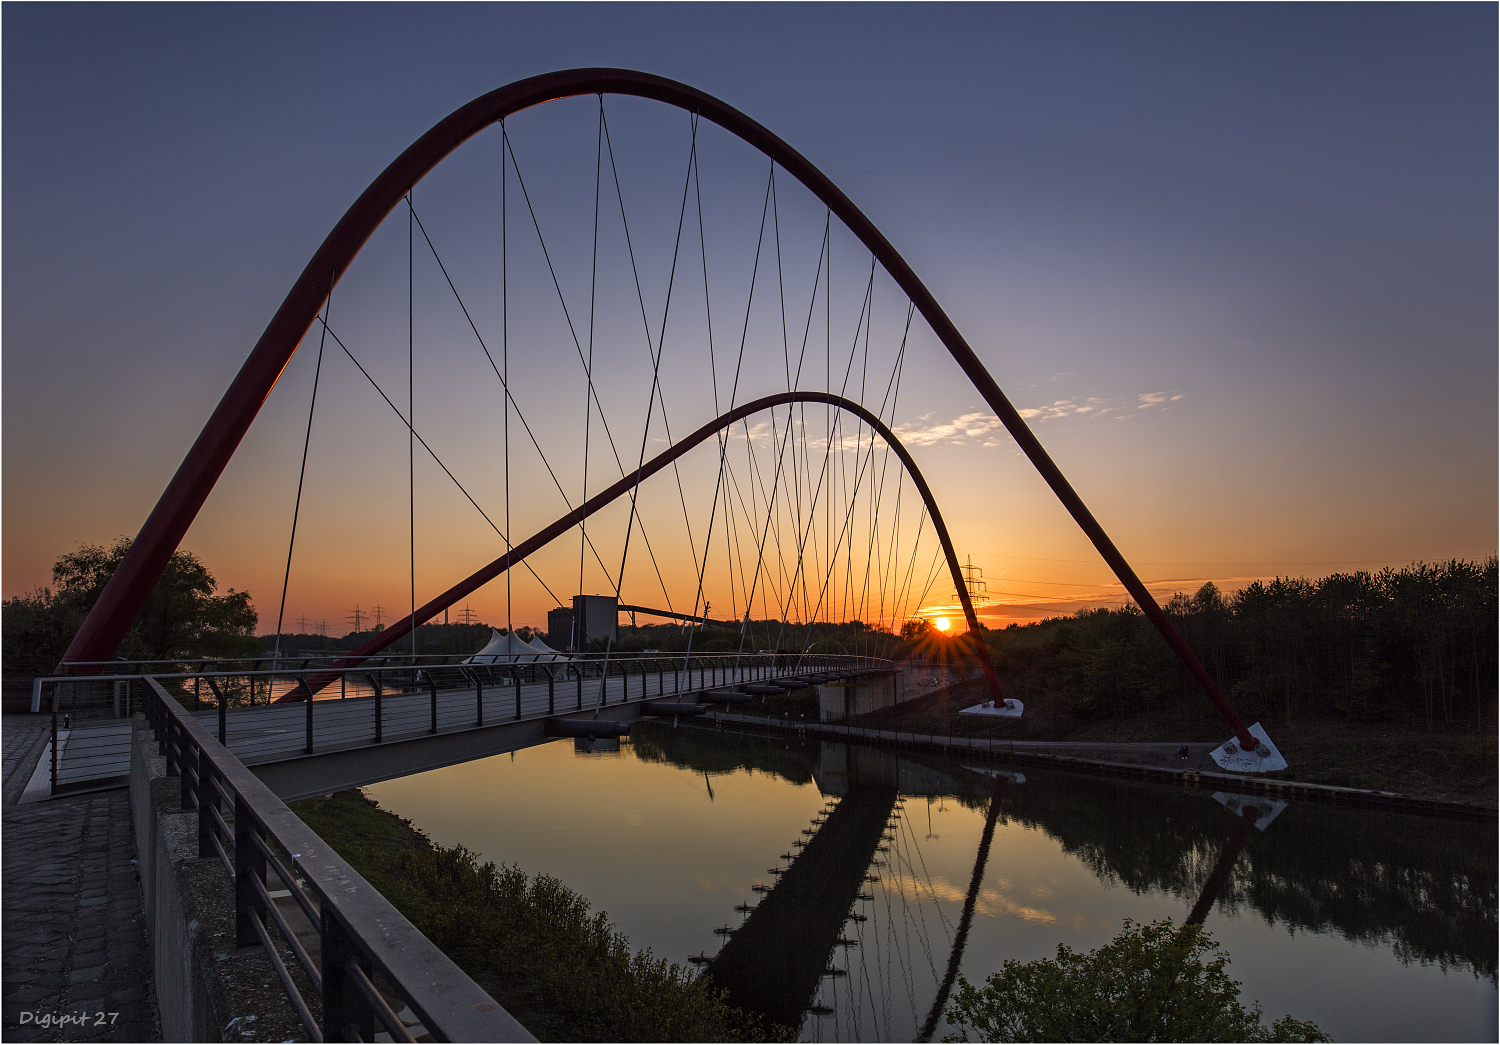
[1,8,1491,643]
[934,617,951,632]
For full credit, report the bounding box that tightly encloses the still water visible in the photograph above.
[367,723,1496,1042]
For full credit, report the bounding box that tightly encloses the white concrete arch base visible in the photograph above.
[1210,722,1287,773]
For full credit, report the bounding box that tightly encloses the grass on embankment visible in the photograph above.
[845,678,1498,808]
[290,790,781,1042]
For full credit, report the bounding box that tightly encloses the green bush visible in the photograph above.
[294,790,777,1042]
[943,919,1329,1043]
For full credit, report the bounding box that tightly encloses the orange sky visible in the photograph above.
[4,9,1493,642]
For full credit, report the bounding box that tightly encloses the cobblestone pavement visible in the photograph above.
[2,716,159,1043]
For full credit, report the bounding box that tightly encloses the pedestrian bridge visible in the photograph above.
[34,653,903,801]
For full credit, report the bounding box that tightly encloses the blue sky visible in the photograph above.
[4,4,1494,631]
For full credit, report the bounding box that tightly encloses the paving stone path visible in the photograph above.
[2,716,159,1043]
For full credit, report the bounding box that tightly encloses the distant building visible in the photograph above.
[546,606,574,651]
[571,595,618,650]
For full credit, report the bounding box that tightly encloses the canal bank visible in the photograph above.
[691,711,1496,821]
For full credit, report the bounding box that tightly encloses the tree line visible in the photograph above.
[8,539,1493,734]
[981,558,1497,731]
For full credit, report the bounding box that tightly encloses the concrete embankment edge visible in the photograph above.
[130,717,308,1042]
[694,714,1496,822]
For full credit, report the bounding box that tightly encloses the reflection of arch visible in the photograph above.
[59,68,1254,749]
[291,391,1004,700]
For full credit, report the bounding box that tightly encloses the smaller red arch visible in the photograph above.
[287,391,1004,702]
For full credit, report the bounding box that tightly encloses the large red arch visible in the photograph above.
[288,391,1004,701]
[60,68,1255,748]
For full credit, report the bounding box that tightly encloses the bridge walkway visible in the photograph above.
[44,659,851,795]
[193,659,773,765]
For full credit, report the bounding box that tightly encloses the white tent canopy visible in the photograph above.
[464,628,538,664]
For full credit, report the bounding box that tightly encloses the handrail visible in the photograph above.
[58,649,900,668]
[140,675,535,1043]
[35,653,896,712]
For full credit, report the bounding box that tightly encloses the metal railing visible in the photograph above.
[40,654,894,794]
[43,651,887,711]
[140,675,533,1043]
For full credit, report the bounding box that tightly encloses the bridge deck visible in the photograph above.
[199,662,764,764]
[47,662,839,792]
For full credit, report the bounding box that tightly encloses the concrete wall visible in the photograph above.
[130,718,310,1042]
[817,677,898,722]
[816,662,980,723]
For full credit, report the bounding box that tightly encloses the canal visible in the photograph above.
[365,722,1496,1042]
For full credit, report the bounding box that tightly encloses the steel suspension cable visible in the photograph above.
[404,198,621,589]
[408,191,416,661]
[801,301,913,653]
[315,318,564,606]
[500,131,677,608]
[594,105,698,686]
[763,259,881,649]
[271,273,335,663]
[600,102,703,586]
[582,97,602,605]
[502,124,511,637]
[855,303,913,647]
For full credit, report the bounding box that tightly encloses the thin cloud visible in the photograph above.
[899,391,1186,444]
[883,872,1057,925]
[893,411,1005,447]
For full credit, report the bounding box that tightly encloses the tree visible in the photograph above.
[902,618,934,643]
[1,587,85,677]
[942,919,1328,1043]
[3,538,258,673]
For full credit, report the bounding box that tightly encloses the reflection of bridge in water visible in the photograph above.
[706,785,900,1031]
[633,722,1497,1038]
[652,729,1019,1039]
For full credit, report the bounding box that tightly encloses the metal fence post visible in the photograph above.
[205,677,228,747]
[513,668,521,720]
[151,683,165,744]
[321,909,375,1042]
[234,796,266,948]
[180,733,195,808]
[426,672,439,734]
[304,677,315,754]
[198,761,216,859]
[50,709,59,795]
[164,718,180,779]
[547,669,555,714]
[368,674,383,744]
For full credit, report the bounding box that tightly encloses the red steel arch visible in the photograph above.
[288,391,1005,701]
[61,68,1256,748]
